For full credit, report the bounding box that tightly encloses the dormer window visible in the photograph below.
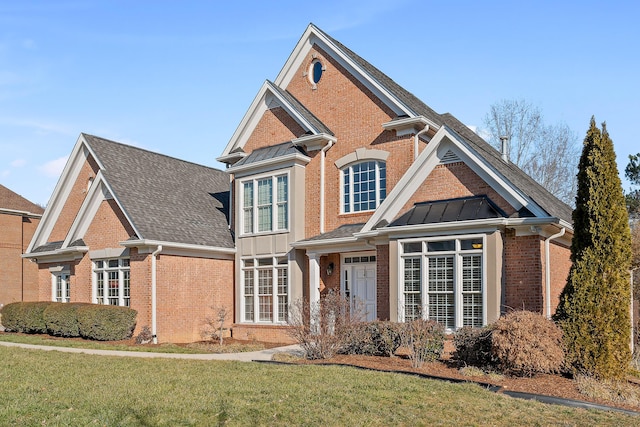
[342,161,386,213]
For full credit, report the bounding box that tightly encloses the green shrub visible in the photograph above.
[341,321,403,357]
[492,311,564,377]
[1,302,24,332]
[453,326,494,368]
[77,305,137,341]
[400,319,445,368]
[43,303,89,337]
[1,302,51,334]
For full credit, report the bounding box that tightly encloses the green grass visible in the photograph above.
[0,346,636,426]
[0,332,266,354]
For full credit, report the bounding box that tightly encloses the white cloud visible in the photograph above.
[0,117,75,136]
[39,156,68,178]
[1,169,9,177]
[10,158,26,167]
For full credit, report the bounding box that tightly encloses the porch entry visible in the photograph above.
[341,253,377,321]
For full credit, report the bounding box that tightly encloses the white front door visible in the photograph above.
[345,263,377,321]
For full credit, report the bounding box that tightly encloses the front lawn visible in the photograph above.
[0,346,635,426]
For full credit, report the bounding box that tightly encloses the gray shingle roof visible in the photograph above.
[233,141,307,168]
[83,134,234,248]
[0,184,44,214]
[299,223,365,242]
[268,82,334,136]
[315,25,573,225]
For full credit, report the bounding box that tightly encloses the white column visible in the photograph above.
[308,253,321,310]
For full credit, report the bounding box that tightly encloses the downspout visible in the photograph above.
[151,245,163,344]
[414,125,430,160]
[319,140,334,234]
[544,228,565,319]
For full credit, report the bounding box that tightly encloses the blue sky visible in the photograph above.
[1,1,638,206]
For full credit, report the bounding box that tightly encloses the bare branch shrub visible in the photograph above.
[287,290,365,359]
[201,306,230,345]
[399,319,445,368]
[492,311,564,377]
[341,321,403,357]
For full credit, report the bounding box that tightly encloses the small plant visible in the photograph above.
[201,306,230,345]
[341,321,403,357]
[135,325,153,344]
[492,310,564,377]
[575,374,640,407]
[287,290,365,360]
[399,319,445,368]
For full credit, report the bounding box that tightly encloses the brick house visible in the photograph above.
[24,24,573,343]
[0,185,43,306]
[24,135,234,343]
[218,24,573,343]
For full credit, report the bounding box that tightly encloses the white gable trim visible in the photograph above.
[218,80,326,161]
[361,126,549,233]
[62,171,141,247]
[27,134,94,252]
[121,239,235,260]
[274,24,415,119]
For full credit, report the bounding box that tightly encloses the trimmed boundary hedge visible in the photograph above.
[1,302,137,341]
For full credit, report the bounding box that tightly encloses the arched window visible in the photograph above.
[342,161,386,213]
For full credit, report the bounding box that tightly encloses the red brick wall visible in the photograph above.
[504,230,544,312]
[0,213,41,305]
[548,240,571,316]
[231,324,295,344]
[401,162,516,217]
[49,156,100,242]
[155,255,234,343]
[243,107,305,154]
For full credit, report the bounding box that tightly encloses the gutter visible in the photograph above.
[151,245,163,344]
[544,227,566,319]
[414,125,430,160]
[319,140,334,233]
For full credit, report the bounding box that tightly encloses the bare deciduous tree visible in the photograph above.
[483,99,580,205]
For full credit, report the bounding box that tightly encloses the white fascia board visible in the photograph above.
[227,152,311,177]
[27,135,93,252]
[218,81,320,162]
[0,208,42,218]
[292,237,375,256]
[381,116,440,136]
[274,24,413,118]
[362,126,550,234]
[23,246,89,263]
[121,239,236,260]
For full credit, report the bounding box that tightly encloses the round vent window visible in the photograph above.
[310,60,323,84]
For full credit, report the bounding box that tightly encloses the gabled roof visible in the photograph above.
[28,134,234,254]
[83,134,234,248]
[0,184,44,215]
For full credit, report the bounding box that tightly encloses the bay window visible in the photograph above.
[242,174,288,234]
[400,236,485,329]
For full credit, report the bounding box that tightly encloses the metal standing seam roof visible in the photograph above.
[82,134,234,248]
[233,141,308,168]
[389,196,507,227]
[298,223,365,243]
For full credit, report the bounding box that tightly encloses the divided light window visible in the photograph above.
[94,258,130,307]
[400,236,484,329]
[242,256,288,323]
[242,174,288,234]
[342,161,386,213]
[53,272,70,303]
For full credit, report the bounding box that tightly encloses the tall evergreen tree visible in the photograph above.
[555,117,632,380]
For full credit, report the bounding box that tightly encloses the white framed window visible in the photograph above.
[52,272,70,303]
[241,174,288,234]
[93,258,130,307]
[241,256,288,323]
[399,235,485,329]
[342,161,386,213]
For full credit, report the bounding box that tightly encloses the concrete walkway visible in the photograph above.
[0,340,303,361]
